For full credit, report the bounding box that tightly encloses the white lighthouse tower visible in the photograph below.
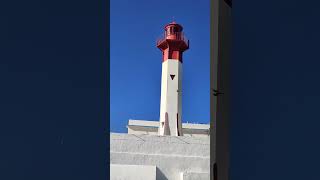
[157,22,189,136]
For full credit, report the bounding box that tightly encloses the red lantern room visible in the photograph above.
[156,22,189,63]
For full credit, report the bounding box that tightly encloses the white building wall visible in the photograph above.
[181,172,210,180]
[110,133,212,180]
[128,119,210,137]
[110,164,157,180]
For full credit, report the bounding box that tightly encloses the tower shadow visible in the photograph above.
[156,167,168,180]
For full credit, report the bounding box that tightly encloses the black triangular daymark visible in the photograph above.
[170,74,175,80]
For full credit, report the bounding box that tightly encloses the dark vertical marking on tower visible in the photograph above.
[176,113,180,136]
[164,112,170,135]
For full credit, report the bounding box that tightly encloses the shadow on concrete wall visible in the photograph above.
[156,168,168,180]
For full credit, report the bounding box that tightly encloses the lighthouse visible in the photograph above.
[157,22,189,136]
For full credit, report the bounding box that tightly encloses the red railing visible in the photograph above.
[156,31,189,46]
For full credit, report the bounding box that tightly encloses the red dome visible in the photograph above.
[164,21,183,31]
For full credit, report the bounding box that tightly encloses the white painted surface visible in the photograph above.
[110,133,212,180]
[128,119,210,137]
[110,164,157,180]
[159,59,183,136]
[180,172,210,180]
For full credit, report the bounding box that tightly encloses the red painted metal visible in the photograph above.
[156,22,189,63]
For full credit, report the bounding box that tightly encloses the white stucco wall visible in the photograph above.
[110,164,156,180]
[110,133,212,180]
[180,172,210,180]
[127,119,210,137]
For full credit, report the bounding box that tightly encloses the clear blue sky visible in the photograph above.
[110,0,210,132]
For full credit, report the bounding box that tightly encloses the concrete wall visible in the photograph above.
[127,119,210,138]
[110,164,156,180]
[110,133,212,180]
[128,127,209,137]
[181,172,210,180]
